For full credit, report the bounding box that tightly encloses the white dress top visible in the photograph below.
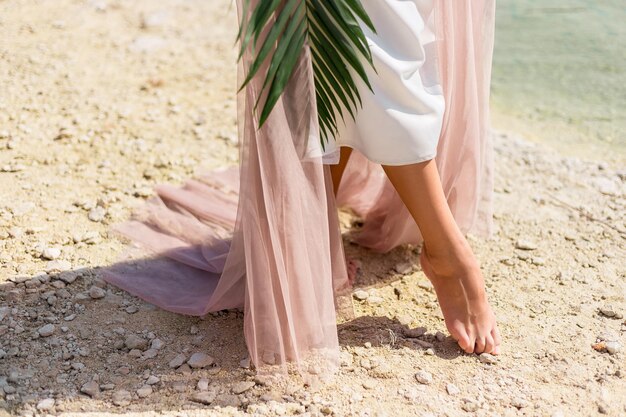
[323,0,444,166]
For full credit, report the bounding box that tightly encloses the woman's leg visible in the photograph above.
[330,147,353,195]
[382,159,501,355]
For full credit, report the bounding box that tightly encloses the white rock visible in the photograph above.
[414,370,432,385]
[446,383,460,395]
[367,296,384,305]
[462,399,479,412]
[36,398,55,411]
[88,207,106,222]
[38,324,55,337]
[605,341,621,355]
[197,378,209,391]
[511,397,529,409]
[479,353,498,365]
[125,334,148,350]
[88,286,106,299]
[142,348,158,359]
[599,305,617,318]
[46,260,72,272]
[353,290,369,301]
[146,375,160,385]
[81,380,100,397]
[239,357,251,369]
[136,385,152,398]
[168,353,186,368]
[394,262,413,275]
[41,247,61,260]
[112,389,131,406]
[150,338,164,350]
[232,381,255,394]
[188,352,214,368]
[592,177,619,196]
[0,306,10,322]
[191,391,216,405]
[515,239,538,250]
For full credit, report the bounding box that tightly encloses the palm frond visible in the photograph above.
[237,0,376,150]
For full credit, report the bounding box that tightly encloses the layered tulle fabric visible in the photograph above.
[336,0,496,252]
[102,0,496,375]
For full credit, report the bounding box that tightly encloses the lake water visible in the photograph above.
[491,0,625,162]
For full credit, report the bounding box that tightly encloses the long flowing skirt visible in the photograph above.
[102,0,496,378]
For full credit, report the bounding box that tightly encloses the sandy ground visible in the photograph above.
[1,1,625,416]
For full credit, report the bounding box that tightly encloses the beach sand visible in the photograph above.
[1,1,624,416]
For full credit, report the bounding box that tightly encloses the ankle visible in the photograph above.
[422,240,480,278]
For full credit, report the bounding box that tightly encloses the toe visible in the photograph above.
[484,333,495,354]
[461,333,475,354]
[491,326,502,348]
[475,337,486,354]
[454,328,473,354]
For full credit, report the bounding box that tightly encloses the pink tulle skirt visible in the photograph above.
[102,0,496,378]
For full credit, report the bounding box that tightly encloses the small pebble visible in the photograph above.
[605,341,621,355]
[599,305,618,318]
[394,262,413,275]
[403,327,427,338]
[191,391,216,405]
[88,207,106,222]
[231,381,255,394]
[187,352,214,368]
[169,353,186,368]
[38,323,55,337]
[414,370,432,385]
[41,247,61,260]
[112,389,131,406]
[479,353,498,365]
[239,357,251,369]
[142,348,158,359]
[46,260,72,272]
[461,400,479,412]
[151,338,164,350]
[81,380,100,397]
[36,398,55,411]
[146,375,160,385]
[136,385,152,398]
[125,334,148,350]
[89,285,106,299]
[367,296,384,305]
[511,397,529,409]
[446,383,460,396]
[197,378,209,391]
[353,290,369,301]
[515,239,538,250]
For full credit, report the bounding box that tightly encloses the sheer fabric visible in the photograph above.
[336,0,496,252]
[102,0,496,376]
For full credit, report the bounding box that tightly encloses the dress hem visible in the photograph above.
[324,144,437,166]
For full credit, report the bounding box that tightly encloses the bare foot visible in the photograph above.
[419,244,501,355]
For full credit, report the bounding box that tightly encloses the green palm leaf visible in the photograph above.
[237,0,376,150]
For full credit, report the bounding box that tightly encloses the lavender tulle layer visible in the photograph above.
[102,0,496,374]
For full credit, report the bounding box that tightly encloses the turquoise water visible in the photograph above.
[491,0,625,161]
